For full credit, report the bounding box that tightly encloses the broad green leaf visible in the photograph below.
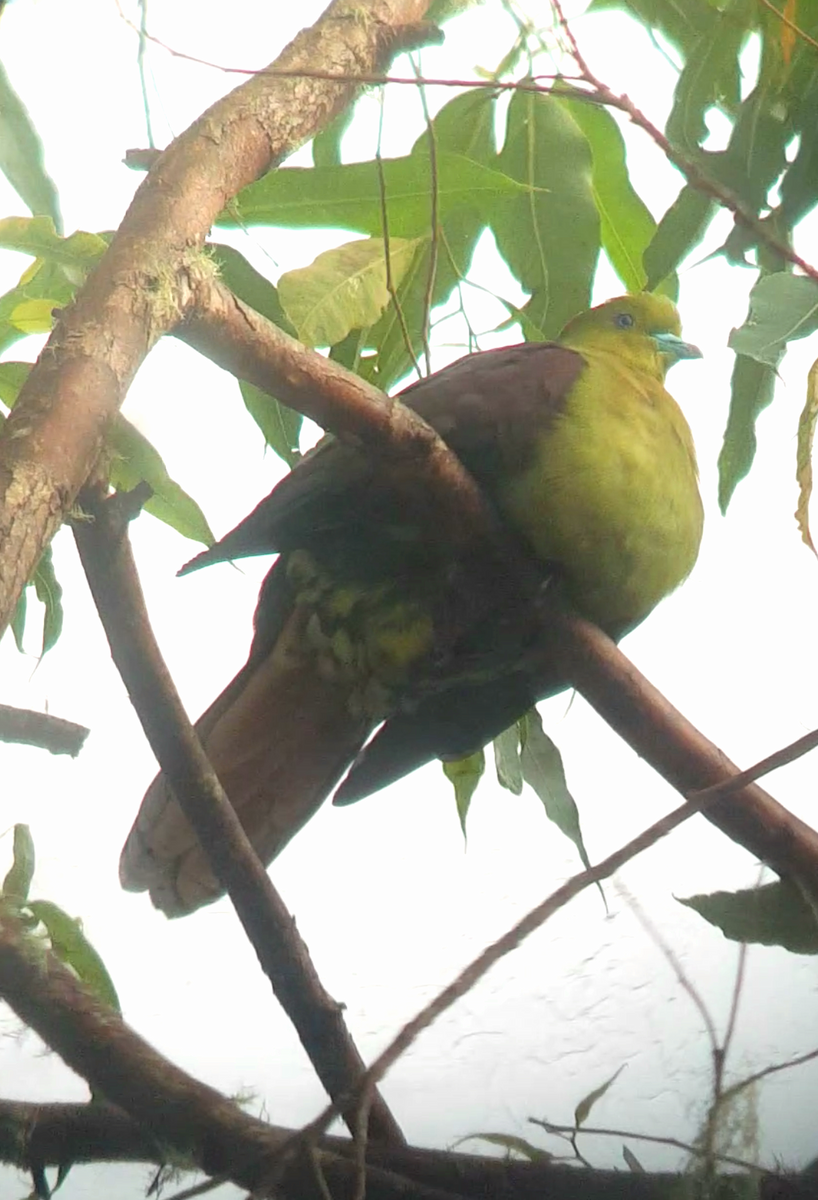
[559,93,657,294]
[492,90,599,339]
[0,358,31,406]
[679,881,818,954]
[796,360,818,555]
[443,749,485,837]
[574,1066,625,1128]
[2,825,35,903]
[32,547,63,657]
[0,64,62,232]
[239,380,302,468]
[493,723,523,795]
[520,710,593,873]
[28,899,122,1011]
[718,352,779,510]
[728,273,818,366]
[219,152,526,239]
[411,88,497,162]
[9,296,55,334]
[0,215,106,266]
[643,185,716,292]
[208,243,296,335]
[665,0,747,153]
[717,87,789,217]
[278,237,420,347]
[109,417,214,545]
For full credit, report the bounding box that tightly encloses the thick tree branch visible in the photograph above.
[71,483,404,1147]
[0,704,89,756]
[0,0,432,638]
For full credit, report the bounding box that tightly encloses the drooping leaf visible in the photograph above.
[493,723,523,795]
[2,824,35,904]
[729,273,818,366]
[10,589,26,652]
[278,236,421,347]
[643,185,716,292]
[219,152,526,239]
[0,64,62,232]
[239,380,302,468]
[208,243,296,334]
[718,351,779,511]
[795,359,818,555]
[559,92,658,294]
[574,1065,625,1128]
[520,709,593,873]
[312,105,356,168]
[109,417,214,545]
[492,90,599,338]
[679,881,818,954]
[31,547,64,657]
[443,749,485,838]
[454,1133,551,1161]
[28,899,122,1011]
[411,87,497,163]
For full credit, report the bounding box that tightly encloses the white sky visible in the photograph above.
[2,1,818,1196]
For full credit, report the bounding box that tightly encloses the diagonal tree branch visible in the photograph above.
[0,0,434,638]
[71,482,404,1147]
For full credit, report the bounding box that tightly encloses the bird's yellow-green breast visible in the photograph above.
[498,293,703,634]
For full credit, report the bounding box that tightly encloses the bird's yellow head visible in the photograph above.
[559,293,701,380]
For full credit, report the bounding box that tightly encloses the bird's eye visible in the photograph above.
[614,312,635,329]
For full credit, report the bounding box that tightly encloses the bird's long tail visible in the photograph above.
[119,605,372,917]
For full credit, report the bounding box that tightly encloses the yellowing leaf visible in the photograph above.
[795,358,818,556]
[10,297,55,333]
[278,236,421,347]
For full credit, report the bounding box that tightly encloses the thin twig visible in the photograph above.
[71,482,404,1148]
[411,54,438,374]
[531,1119,761,1174]
[757,0,818,53]
[375,88,420,379]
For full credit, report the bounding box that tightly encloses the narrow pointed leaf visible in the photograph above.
[643,185,716,292]
[520,710,593,872]
[2,824,35,903]
[208,243,296,335]
[493,723,523,795]
[574,1065,625,1128]
[443,749,485,838]
[0,64,62,231]
[796,360,818,555]
[239,380,302,468]
[718,352,778,511]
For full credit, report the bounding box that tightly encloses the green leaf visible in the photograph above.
[312,106,356,168]
[32,547,63,657]
[520,710,594,873]
[109,417,214,545]
[443,749,485,838]
[0,358,31,406]
[588,0,716,58]
[278,236,421,347]
[2,825,35,903]
[10,589,26,652]
[728,273,818,366]
[412,88,497,162]
[208,243,296,335]
[239,380,302,468]
[28,899,122,1011]
[493,723,523,795]
[643,185,716,292]
[492,89,599,339]
[0,215,106,267]
[665,0,747,153]
[574,1065,625,1128]
[219,152,526,239]
[718,352,779,511]
[678,881,818,954]
[559,93,657,293]
[0,64,62,232]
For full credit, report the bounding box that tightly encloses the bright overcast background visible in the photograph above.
[1,1,818,1197]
